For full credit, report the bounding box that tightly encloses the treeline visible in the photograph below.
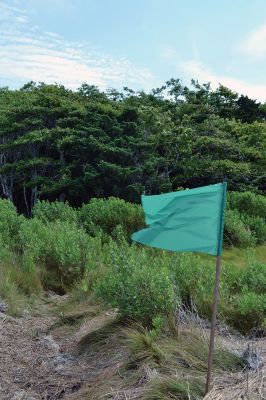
[0,79,266,214]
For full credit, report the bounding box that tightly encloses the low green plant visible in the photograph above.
[0,198,24,249]
[0,260,39,314]
[240,213,266,244]
[41,221,90,285]
[78,197,145,240]
[32,200,78,225]
[228,191,266,219]
[232,291,266,332]
[17,218,92,289]
[213,347,245,371]
[125,324,166,364]
[144,377,204,400]
[0,193,265,334]
[95,239,175,323]
[224,209,256,248]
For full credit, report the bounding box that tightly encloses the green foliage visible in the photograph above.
[145,377,204,400]
[125,324,166,364]
[79,197,145,240]
[224,209,256,248]
[166,252,266,332]
[0,199,24,249]
[0,236,42,303]
[150,315,165,339]
[234,291,266,331]
[91,234,266,332]
[225,192,266,246]
[0,194,265,333]
[32,200,78,224]
[241,213,266,244]
[40,221,90,286]
[228,191,266,219]
[0,262,29,315]
[95,240,175,323]
[214,261,266,332]
[17,218,91,288]
[1,81,266,214]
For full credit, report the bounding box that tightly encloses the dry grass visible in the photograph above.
[204,339,266,400]
[0,291,265,400]
[204,368,266,400]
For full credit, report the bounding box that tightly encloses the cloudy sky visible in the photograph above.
[1,0,266,100]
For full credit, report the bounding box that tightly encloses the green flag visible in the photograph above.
[132,182,227,256]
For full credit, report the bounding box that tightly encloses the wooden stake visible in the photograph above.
[205,255,221,395]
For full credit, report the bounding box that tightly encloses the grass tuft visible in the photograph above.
[144,376,204,400]
[125,324,167,365]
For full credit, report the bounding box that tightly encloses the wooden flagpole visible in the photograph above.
[205,255,222,395]
[205,182,227,395]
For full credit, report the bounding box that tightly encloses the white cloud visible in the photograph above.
[180,60,266,102]
[0,2,155,90]
[239,24,266,58]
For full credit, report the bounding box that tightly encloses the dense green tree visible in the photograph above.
[0,80,265,213]
[236,95,261,123]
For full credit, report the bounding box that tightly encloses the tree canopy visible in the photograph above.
[0,80,265,214]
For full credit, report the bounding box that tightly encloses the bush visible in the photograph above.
[32,200,78,225]
[224,209,256,248]
[79,197,145,240]
[168,253,215,316]
[240,262,266,294]
[17,218,91,288]
[17,218,46,271]
[0,194,264,333]
[95,239,175,324]
[166,253,266,332]
[228,292,266,332]
[228,191,266,219]
[0,198,24,249]
[240,213,266,244]
[41,221,91,285]
[92,236,265,332]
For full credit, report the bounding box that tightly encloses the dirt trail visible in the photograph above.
[0,297,265,400]
[0,297,123,400]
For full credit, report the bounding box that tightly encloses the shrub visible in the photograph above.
[166,252,266,332]
[224,209,256,248]
[240,262,266,294]
[0,198,24,249]
[17,218,92,288]
[95,239,175,324]
[228,191,266,219]
[32,200,78,225]
[17,218,46,271]
[41,221,91,286]
[79,197,145,240]
[229,292,266,332]
[240,213,266,244]
[168,253,215,316]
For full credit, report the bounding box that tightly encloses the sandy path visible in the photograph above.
[0,302,123,400]
[0,302,265,400]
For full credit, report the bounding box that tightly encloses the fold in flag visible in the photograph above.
[132,182,227,256]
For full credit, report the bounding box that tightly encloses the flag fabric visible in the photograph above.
[132,182,227,256]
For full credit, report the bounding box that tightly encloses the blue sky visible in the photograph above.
[1,0,266,100]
